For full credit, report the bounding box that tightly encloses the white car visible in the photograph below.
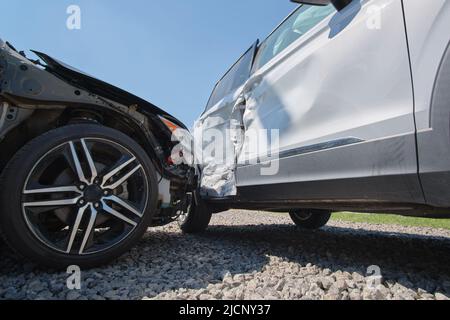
[184,0,450,231]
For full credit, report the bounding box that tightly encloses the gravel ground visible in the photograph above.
[1,210,450,300]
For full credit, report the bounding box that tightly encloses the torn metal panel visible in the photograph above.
[195,43,258,198]
[195,94,246,198]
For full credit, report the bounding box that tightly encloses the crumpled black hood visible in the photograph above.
[31,50,187,129]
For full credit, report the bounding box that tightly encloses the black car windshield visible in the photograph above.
[205,44,257,111]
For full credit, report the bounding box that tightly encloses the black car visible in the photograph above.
[0,39,196,268]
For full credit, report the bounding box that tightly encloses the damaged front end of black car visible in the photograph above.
[0,38,196,268]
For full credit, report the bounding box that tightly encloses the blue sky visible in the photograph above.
[1,0,296,127]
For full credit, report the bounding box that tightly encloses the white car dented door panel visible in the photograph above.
[237,0,424,203]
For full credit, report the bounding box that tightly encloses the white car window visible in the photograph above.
[205,46,256,111]
[254,4,335,71]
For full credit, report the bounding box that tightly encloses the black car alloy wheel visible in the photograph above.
[23,137,148,255]
[0,125,158,268]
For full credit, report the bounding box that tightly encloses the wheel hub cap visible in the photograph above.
[83,185,103,203]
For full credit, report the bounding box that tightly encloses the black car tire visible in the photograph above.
[0,124,158,269]
[178,194,212,234]
[289,210,332,230]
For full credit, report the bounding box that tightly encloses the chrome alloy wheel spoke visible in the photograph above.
[103,164,142,190]
[23,185,83,208]
[101,156,141,190]
[103,195,144,218]
[66,204,89,253]
[24,186,82,195]
[69,139,98,185]
[69,141,89,185]
[81,139,98,184]
[101,200,138,227]
[23,197,82,208]
[79,205,98,254]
